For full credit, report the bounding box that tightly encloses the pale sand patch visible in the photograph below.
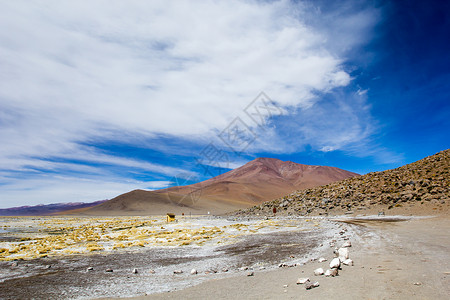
[129,216,450,300]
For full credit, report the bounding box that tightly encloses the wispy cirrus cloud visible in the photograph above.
[0,0,382,206]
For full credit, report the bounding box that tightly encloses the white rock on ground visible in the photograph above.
[330,257,341,269]
[173,270,183,274]
[247,271,254,276]
[342,241,352,247]
[305,281,320,290]
[342,259,354,266]
[318,257,327,262]
[324,268,338,277]
[296,278,310,284]
[190,268,198,275]
[338,247,349,260]
[314,268,324,275]
[132,268,138,274]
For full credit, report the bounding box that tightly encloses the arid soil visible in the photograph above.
[0,217,336,299]
[1,214,448,299]
[133,215,450,300]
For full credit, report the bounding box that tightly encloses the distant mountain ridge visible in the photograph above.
[0,200,107,216]
[236,149,450,216]
[83,157,359,215]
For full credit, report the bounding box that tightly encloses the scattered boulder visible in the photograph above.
[132,268,138,274]
[296,278,310,284]
[222,268,229,272]
[173,270,183,274]
[338,247,349,260]
[190,268,198,275]
[86,267,94,272]
[105,269,113,272]
[239,266,249,271]
[329,258,341,269]
[324,268,338,277]
[305,281,320,290]
[247,271,254,276]
[342,241,352,248]
[342,259,354,266]
[318,257,327,262]
[148,269,156,274]
[314,268,324,275]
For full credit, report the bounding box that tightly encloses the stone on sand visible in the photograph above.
[247,271,254,276]
[173,270,183,274]
[314,268,324,275]
[318,257,327,262]
[342,241,352,248]
[330,257,341,269]
[190,268,198,275]
[342,259,354,266]
[296,277,310,284]
[338,247,349,260]
[324,268,338,277]
[305,281,320,290]
[132,268,138,274]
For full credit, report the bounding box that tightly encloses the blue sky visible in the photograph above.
[0,0,449,208]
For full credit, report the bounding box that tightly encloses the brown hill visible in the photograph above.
[83,157,358,215]
[236,149,450,216]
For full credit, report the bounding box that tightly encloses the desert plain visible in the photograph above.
[1,206,449,299]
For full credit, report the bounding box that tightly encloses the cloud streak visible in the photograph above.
[0,0,381,206]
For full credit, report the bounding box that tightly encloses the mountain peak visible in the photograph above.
[237,149,450,217]
[81,157,359,215]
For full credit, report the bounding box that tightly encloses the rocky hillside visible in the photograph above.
[236,149,449,216]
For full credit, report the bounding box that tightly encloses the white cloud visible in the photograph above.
[0,1,355,153]
[0,0,380,206]
[0,174,171,208]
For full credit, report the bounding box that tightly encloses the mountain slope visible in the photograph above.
[236,149,450,216]
[84,157,358,215]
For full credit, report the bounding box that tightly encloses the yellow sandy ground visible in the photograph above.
[0,216,320,261]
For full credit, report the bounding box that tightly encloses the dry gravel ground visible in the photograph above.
[131,215,450,300]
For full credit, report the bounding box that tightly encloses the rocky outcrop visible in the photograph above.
[236,150,449,216]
